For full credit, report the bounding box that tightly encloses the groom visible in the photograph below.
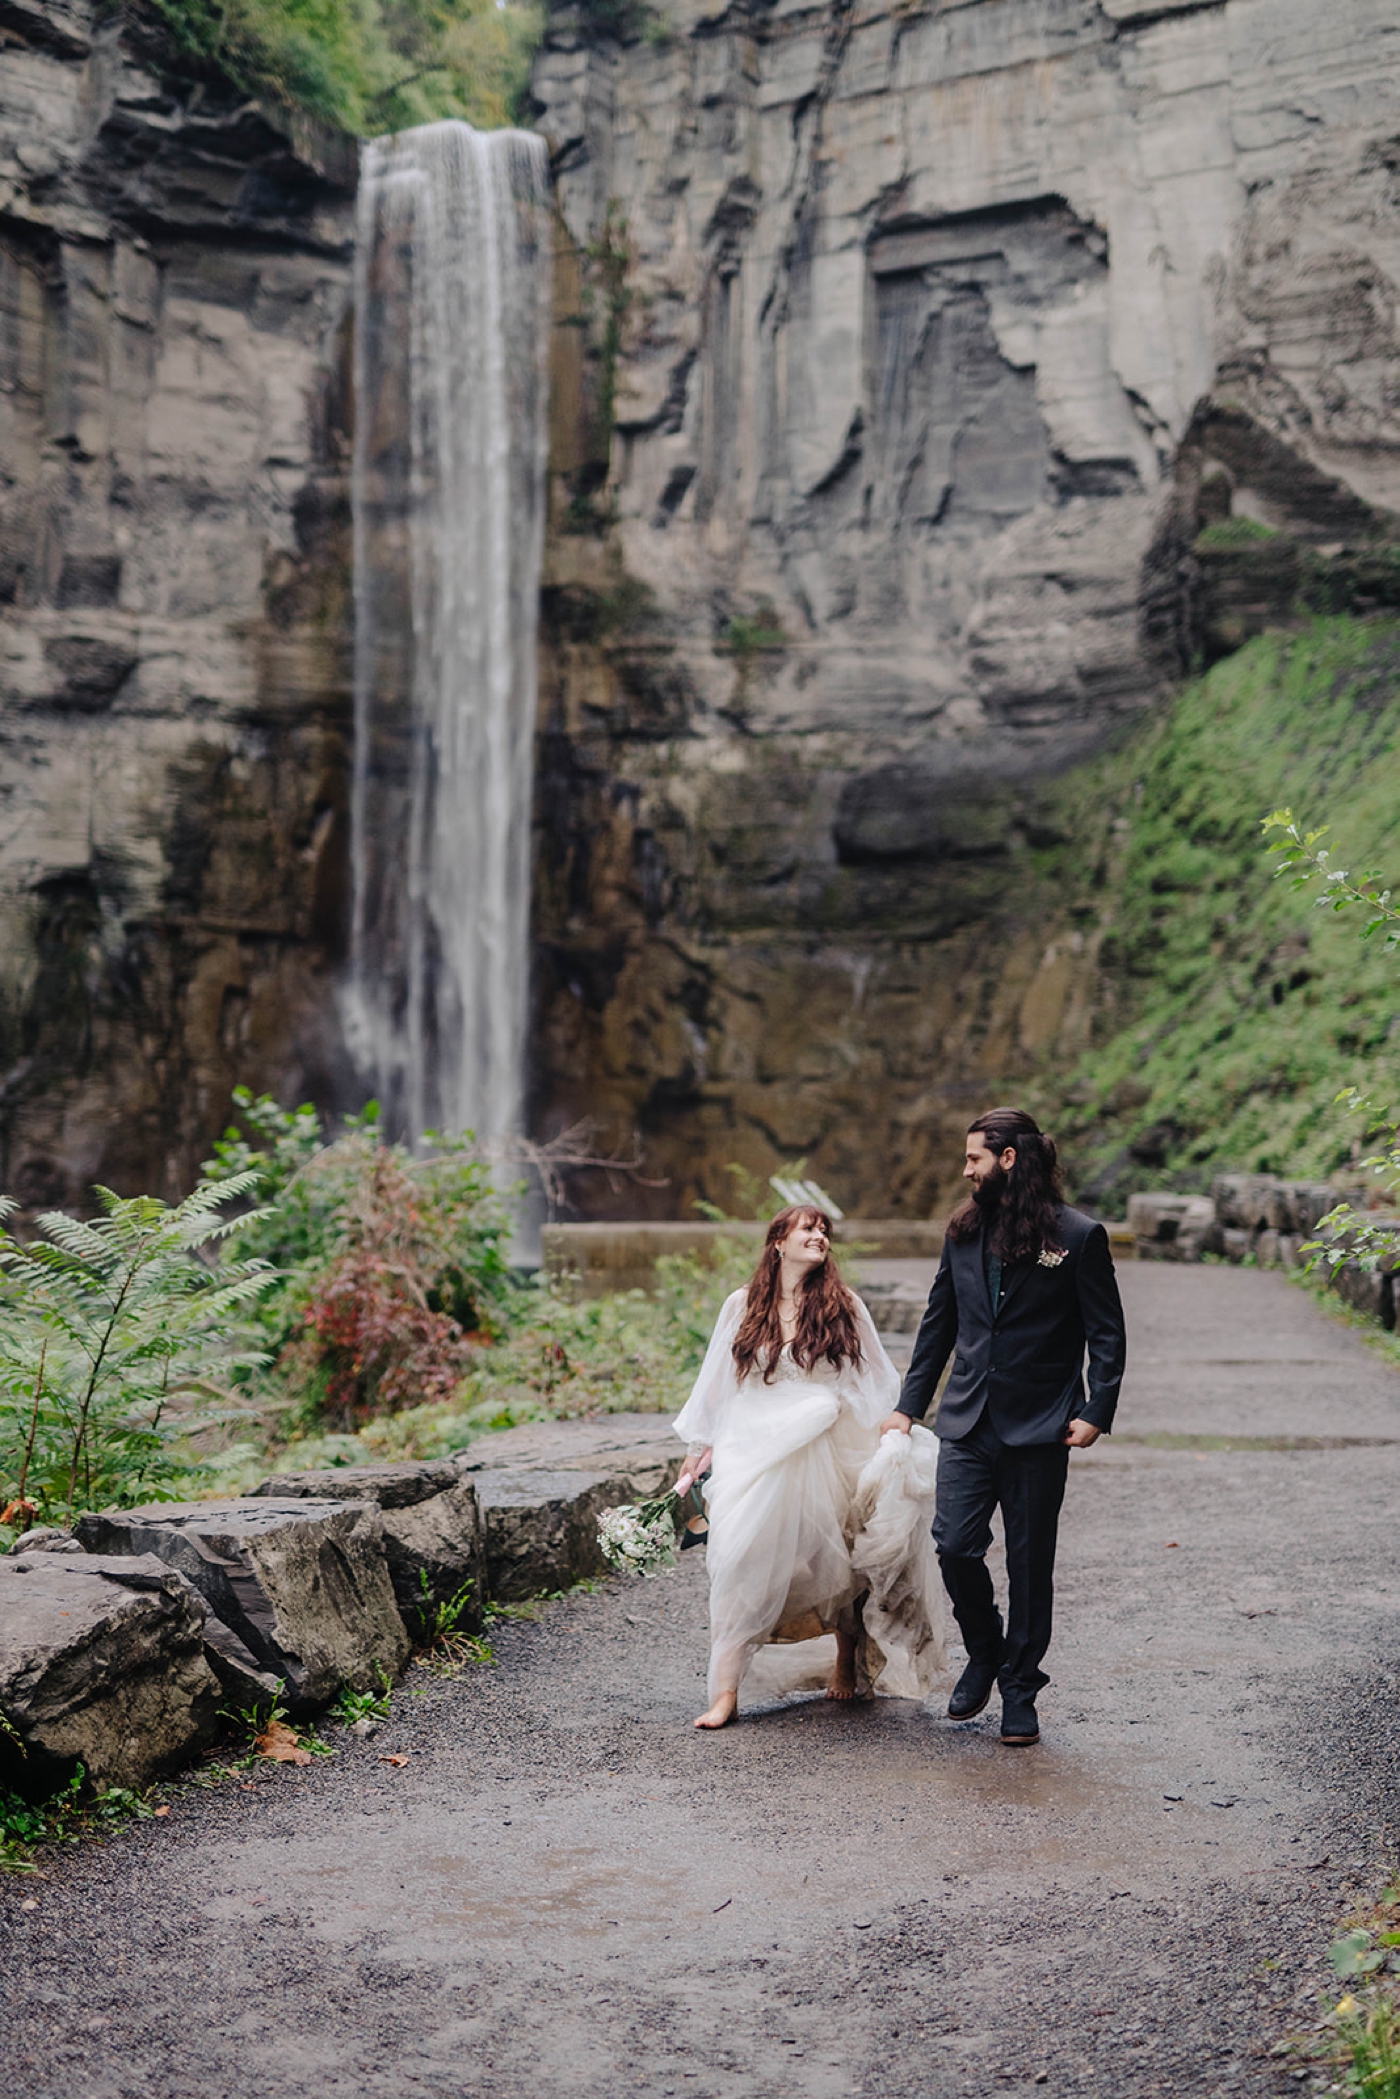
[881,1106,1126,1746]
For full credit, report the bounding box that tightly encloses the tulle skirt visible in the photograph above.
[702,1382,948,1702]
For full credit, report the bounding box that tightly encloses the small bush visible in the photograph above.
[203,1092,514,1434]
[0,1175,275,1538]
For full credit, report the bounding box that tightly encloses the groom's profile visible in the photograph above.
[881,1107,1126,1746]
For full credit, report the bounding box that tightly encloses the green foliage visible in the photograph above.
[146,0,543,137]
[334,1666,394,1726]
[1031,617,1400,1198]
[203,1092,514,1433]
[1334,1931,1392,1981]
[0,1176,275,1532]
[0,1766,158,1875]
[286,1234,759,1466]
[722,600,788,657]
[1264,811,1400,952]
[1194,515,1280,549]
[412,1571,475,1649]
[1340,1996,1400,2099]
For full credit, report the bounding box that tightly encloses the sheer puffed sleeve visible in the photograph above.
[673,1288,748,1447]
[838,1298,901,1428]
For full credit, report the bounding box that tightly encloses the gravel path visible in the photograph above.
[2,1266,1399,2099]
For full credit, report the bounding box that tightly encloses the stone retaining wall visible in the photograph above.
[1,1417,681,1798]
[1129,1177,1397,1327]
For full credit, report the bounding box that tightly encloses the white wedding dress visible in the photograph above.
[673,1288,949,1704]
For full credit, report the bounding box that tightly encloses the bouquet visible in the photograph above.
[596,1474,709,1578]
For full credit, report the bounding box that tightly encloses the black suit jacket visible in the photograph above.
[896,1203,1126,1445]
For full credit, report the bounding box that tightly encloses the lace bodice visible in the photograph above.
[759,1343,840,1387]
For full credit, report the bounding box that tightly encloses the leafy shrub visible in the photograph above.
[0,1177,274,1541]
[201,1092,514,1433]
[290,1235,762,1465]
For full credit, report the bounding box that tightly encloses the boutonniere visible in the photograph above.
[1038,1246,1067,1268]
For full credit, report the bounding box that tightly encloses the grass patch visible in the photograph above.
[1024,616,1400,1202]
[1278,1879,1400,2096]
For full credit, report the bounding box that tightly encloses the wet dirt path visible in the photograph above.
[2,1266,1399,2099]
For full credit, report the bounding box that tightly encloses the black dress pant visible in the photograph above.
[932,1411,1070,1704]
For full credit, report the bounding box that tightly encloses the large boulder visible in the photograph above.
[1126,1192,1217,1261]
[469,1469,633,1601]
[460,1418,684,1599]
[0,1553,220,1795]
[252,1465,486,1637]
[75,1500,410,1714]
[1211,1175,1280,1232]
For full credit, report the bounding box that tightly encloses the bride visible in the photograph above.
[674,1205,947,1730]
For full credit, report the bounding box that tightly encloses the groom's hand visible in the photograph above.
[1064,1418,1101,1448]
[880,1413,912,1435]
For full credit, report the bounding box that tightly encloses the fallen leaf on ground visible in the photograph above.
[379,1753,411,1768]
[255,1720,312,1767]
[153,1805,171,1818]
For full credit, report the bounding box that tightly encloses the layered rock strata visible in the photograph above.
[529,0,1400,1216]
[0,1,357,1206]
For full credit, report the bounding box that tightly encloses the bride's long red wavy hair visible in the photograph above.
[731,1206,864,1384]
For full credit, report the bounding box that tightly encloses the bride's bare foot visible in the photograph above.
[694,1691,738,1730]
[826,1630,859,1702]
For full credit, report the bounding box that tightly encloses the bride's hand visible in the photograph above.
[879,1413,912,1435]
[676,1447,712,1495]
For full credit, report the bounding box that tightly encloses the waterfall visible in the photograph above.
[348,121,551,1145]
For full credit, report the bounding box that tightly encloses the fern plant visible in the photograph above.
[0,1174,277,1528]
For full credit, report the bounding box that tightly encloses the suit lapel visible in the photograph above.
[955,1231,994,1323]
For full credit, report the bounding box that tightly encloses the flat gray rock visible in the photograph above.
[75,1500,410,1714]
[471,1469,634,1601]
[462,1415,683,1501]
[0,1552,220,1793]
[251,1459,462,1510]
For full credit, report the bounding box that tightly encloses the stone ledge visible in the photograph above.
[542,1219,945,1298]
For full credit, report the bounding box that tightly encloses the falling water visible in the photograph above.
[348,121,551,1145]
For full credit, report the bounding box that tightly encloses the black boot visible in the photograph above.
[947,1654,1001,1721]
[999,1694,1040,1746]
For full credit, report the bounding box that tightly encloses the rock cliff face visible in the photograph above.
[0,0,356,1205]
[529,0,1400,1215]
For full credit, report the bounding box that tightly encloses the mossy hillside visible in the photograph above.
[146,0,542,135]
[1034,615,1400,1194]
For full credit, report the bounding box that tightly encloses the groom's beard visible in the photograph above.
[972,1165,1008,1223]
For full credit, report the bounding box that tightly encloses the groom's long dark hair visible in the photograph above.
[946,1107,1064,1262]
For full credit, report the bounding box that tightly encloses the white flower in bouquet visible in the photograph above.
[597,1492,681,1577]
